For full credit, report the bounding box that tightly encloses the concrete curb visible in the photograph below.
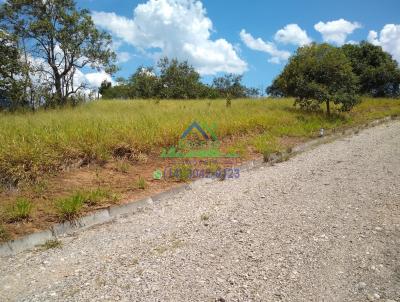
[0,115,398,257]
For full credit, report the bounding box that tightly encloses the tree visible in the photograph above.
[0,0,117,106]
[342,42,400,97]
[129,67,159,99]
[0,30,25,109]
[98,80,111,97]
[245,87,261,98]
[157,57,203,99]
[212,74,247,99]
[267,43,360,115]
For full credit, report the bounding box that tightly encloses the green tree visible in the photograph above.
[342,42,400,97]
[129,67,159,98]
[267,43,360,115]
[212,74,248,99]
[98,80,112,97]
[0,30,25,109]
[157,57,203,99]
[0,0,117,106]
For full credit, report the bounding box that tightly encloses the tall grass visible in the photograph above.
[0,98,399,185]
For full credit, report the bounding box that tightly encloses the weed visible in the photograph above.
[115,160,130,173]
[0,224,10,242]
[40,239,62,250]
[200,213,209,221]
[276,153,291,163]
[83,188,111,206]
[131,152,148,163]
[171,163,192,182]
[109,193,120,204]
[7,198,33,222]
[154,239,183,254]
[135,176,147,190]
[206,161,221,176]
[217,168,226,181]
[131,258,139,266]
[154,245,168,254]
[56,194,84,221]
[32,180,48,196]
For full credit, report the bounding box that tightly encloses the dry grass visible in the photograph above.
[0,97,399,240]
[1,97,398,187]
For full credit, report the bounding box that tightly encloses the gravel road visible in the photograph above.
[1,121,400,302]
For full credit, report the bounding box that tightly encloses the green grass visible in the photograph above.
[171,163,193,182]
[6,198,33,222]
[55,193,85,221]
[0,224,11,242]
[135,176,147,190]
[0,98,399,186]
[55,188,113,220]
[40,239,62,250]
[114,159,130,173]
[80,188,112,206]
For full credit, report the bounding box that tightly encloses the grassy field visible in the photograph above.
[0,97,400,240]
[1,97,400,187]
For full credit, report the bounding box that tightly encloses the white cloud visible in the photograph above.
[274,24,312,46]
[239,29,291,64]
[117,51,132,63]
[368,24,400,63]
[314,19,361,45]
[84,70,113,89]
[92,0,247,75]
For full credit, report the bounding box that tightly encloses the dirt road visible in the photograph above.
[1,121,399,302]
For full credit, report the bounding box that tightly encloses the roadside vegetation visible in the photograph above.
[1,1,400,242]
[1,97,399,189]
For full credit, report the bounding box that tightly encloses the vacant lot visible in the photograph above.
[0,98,399,240]
[1,119,399,301]
[1,98,399,185]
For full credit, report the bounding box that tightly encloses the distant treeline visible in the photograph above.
[0,1,399,112]
[99,57,261,100]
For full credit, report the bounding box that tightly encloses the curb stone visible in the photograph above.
[151,184,189,203]
[0,115,398,257]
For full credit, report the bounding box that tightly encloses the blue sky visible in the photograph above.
[77,0,400,92]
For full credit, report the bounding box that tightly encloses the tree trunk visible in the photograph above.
[54,75,63,105]
[326,100,331,116]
